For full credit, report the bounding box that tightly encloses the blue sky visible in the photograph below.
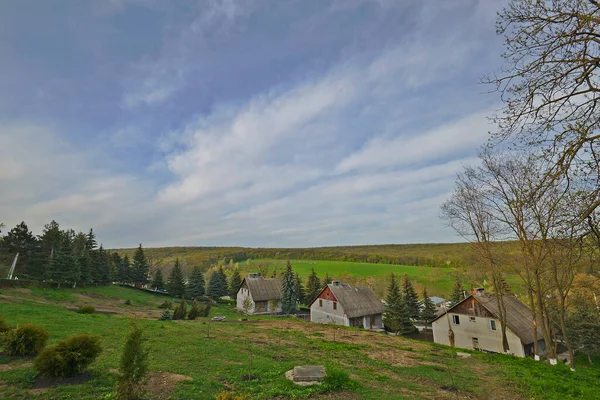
[0,0,507,248]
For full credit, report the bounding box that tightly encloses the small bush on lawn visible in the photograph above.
[321,369,357,392]
[116,324,149,400]
[4,324,49,356]
[158,301,172,309]
[34,334,102,378]
[172,298,187,320]
[158,310,172,321]
[77,305,96,314]
[0,316,12,333]
[199,302,211,317]
[187,300,200,320]
[124,299,132,306]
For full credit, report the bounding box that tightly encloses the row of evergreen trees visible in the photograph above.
[383,273,438,336]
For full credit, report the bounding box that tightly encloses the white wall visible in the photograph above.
[432,313,525,357]
[236,287,255,314]
[361,314,383,329]
[310,298,348,325]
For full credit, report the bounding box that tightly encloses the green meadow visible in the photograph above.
[1,285,597,399]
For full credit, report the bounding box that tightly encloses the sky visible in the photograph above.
[0,0,508,249]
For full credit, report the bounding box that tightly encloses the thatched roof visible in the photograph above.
[243,276,282,302]
[433,294,543,345]
[327,282,385,318]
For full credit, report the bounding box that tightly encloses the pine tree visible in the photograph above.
[305,268,322,304]
[110,252,122,282]
[281,260,298,314]
[3,221,37,278]
[207,270,222,299]
[187,267,205,299]
[96,245,111,284]
[187,300,200,320]
[172,297,187,320]
[131,244,149,285]
[420,288,437,327]
[151,269,165,290]
[217,266,228,296]
[383,273,416,335]
[295,272,306,305]
[228,268,242,298]
[323,272,332,286]
[450,278,465,305]
[401,274,420,319]
[47,238,79,288]
[167,259,186,298]
[118,255,131,283]
[116,324,148,400]
[86,229,97,251]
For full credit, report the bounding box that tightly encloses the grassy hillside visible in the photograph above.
[1,285,598,399]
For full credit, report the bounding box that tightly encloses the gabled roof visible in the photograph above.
[429,296,446,305]
[312,282,385,318]
[432,294,543,345]
[241,276,282,302]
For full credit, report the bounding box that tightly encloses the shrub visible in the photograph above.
[0,316,12,333]
[4,324,49,356]
[116,324,149,400]
[34,334,102,378]
[77,305,96,314]
[124,299,132,306]
[158,301,172,309]
[321,369,355,392]
[187,300,200,320]
[158,310,172,321]
[172,298,187,320]
[200,302,212,317]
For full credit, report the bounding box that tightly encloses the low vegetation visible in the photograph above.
[34,334,102,378]
[4,323,49,356]
[0,285,597,399]
[76,305,96,314]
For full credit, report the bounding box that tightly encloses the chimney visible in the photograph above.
[473,287,485,296]
[331,281,341,286]
[248,273,260,279]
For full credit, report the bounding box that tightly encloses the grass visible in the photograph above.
[0,285,597,399]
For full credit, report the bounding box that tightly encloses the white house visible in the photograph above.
[309,281,385,330]
[236,273,282,315]
[431,289,545,357]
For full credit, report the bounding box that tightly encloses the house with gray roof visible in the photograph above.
[431,288,545,357]
[309,281,385,330]
[236,273,282,315]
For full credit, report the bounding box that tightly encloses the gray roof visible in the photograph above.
[429,296,446,305]
[243,276,282,302]
[476,295,543,345]
[433,294,543,345]
[327,283,385,318]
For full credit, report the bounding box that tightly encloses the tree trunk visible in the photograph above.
[534,270,556,360]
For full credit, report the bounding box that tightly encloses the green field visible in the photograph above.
[1,285,598,399]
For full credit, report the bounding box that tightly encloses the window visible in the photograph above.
[319,299,323,307]
[489,320,497,331]
[333,302,337,310]
[469,316,476,322]
[452,315,460,325]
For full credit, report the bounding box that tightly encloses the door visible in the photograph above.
[369,315,375,329]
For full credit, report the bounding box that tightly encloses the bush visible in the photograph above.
[158,301,172,309]
[187,300,200,320]
[158,310,172,321]
[321,369,355,392]
[0,316,12,333]
[172,298,187,320]
[4,324,49,356]
[124,299,132,306]
[116,324,149,400]
[34,334,102,378]
[77,305,95,314]
[199,302,211,317]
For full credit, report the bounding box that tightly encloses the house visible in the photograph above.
[431,288,545,357]
[309,281,385,330]
[236,273,282,314]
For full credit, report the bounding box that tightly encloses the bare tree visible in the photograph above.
[488,0,600,219]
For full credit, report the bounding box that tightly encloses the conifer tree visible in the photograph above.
[402,274,420,319]
[96,245,111,284]
[450,278,465,305]
[281,261,299,314]
[110,252,122,282]
[295,272,306,305]
[420,288,437,327]
[305,268,322,304]
[207,270,222,299]
[172,297,187,320]
[187,300,200,320]
[187,267,205,299]
[151,269,165,290]
[217,266,228,296]
[383,273,416,335]
[167,259,186,298]
[323,272,332,286]
[116,324,148,400]
[131,244,149,285]
[228,267,242,298]
[47,238,79,288]
[118,255,131,283]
